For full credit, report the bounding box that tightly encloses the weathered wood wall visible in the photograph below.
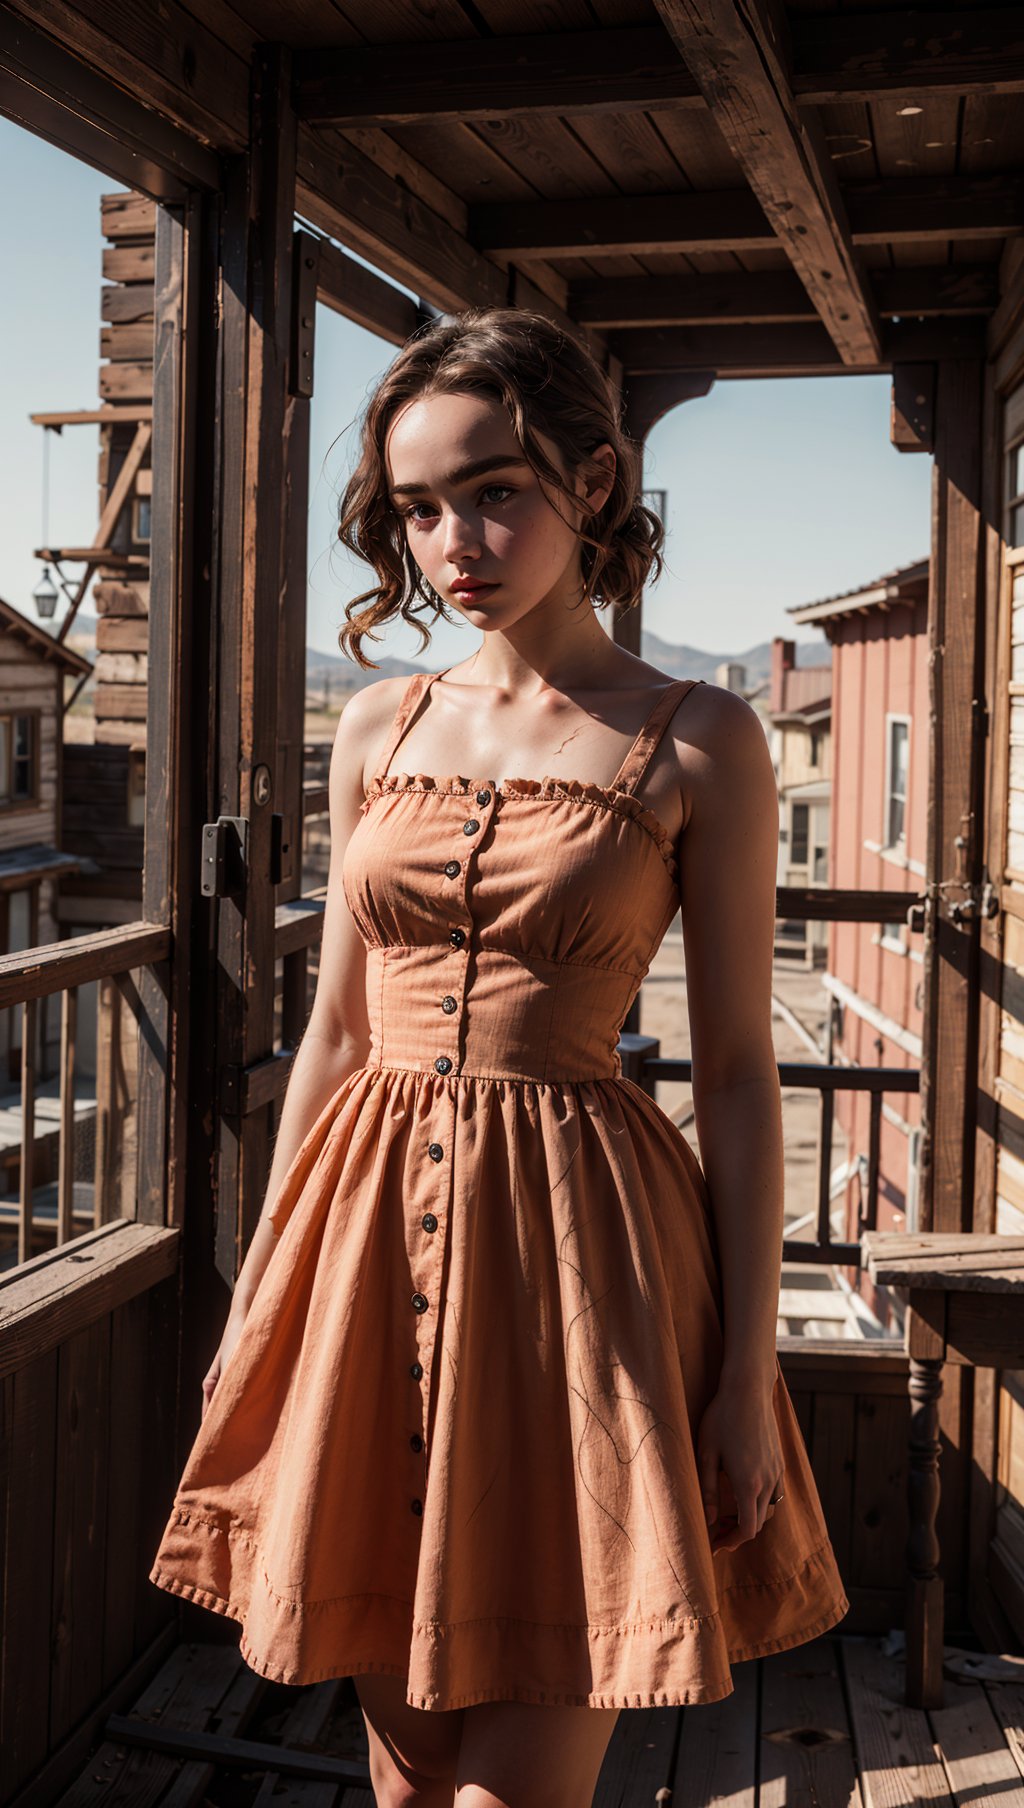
[0,1261,179,1804]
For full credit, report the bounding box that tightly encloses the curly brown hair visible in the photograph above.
[335,307,664,669]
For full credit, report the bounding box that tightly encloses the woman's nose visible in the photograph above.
[442,510,480,562]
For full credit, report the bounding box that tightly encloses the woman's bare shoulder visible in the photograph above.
[325,672,419,804]
[664,680,773,828]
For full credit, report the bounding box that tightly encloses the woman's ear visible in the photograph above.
[582,442,616,517]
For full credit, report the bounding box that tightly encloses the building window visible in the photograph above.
[132,494,151,544]
[881,918,907,955]
[809,730,821,767]
[127,748,146,827]
[812,826,828,884]
[0,714,37,808]
[1009,438,1024,548]
[905,1126,922,1234]
[886,717,909,846]
[791,801,809,866]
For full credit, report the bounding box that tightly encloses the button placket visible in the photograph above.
[408,780,497,1490]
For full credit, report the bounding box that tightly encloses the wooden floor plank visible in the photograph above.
[983,1680,1024,1781]
[592,1704,678,1806]
[54,1641,263,1807]
[252,1679,351,1806]
[759,1635,859,1807]
[930,1686,1024,1806]
[840,1637,954,1808]
[673,1662,757,1807]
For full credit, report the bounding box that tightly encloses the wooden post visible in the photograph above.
[905,1295,947,1707]
[918,359,988,1238]
[214,46,298,1283]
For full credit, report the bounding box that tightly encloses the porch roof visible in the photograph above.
[2,1,1018,423]
[788,556,930,625]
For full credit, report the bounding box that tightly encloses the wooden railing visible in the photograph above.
[618,1036,919,1267]
[0,922,170,1267]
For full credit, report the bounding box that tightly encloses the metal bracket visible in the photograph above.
[290,230,319,398]
[200,816,248,899]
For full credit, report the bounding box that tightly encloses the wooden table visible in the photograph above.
[861,1231,1024,1708]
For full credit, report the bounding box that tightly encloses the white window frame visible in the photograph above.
[883,712,911,850]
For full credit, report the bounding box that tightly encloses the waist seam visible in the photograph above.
[373,943,644,983]
[369,1058,622,1086]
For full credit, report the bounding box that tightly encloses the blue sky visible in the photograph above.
[1,115,932,667]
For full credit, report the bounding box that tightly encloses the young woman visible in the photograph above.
[150,308,848,1808]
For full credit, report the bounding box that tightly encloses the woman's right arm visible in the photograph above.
[201,676,404,1417]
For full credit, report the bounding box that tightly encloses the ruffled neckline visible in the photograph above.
[362,771,681,881]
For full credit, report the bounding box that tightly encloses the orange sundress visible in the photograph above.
[149,668,850,1710]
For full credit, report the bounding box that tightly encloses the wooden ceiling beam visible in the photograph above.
[294,26,701,125]
[651,0,880,365]
[293,9,1023,127]
[296,125,507,318]
[615,316,987,375]
[472,175,1024,260]
[791,6,1024,105]
[315,239,421,346]
[846,174,1024,245]
[472,191,772,259]
[570,265,1001,328]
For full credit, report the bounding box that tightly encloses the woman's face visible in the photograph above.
[384,391,613,633]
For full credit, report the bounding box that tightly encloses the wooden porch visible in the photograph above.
[1,0,1024,1802]
[33,1630,1024,1807]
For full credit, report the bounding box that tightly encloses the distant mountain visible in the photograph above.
[307,631,829,699]
[70,610,827,699]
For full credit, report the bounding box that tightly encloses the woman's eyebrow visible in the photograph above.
[390,454,529,498]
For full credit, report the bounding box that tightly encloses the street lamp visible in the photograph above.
[31,423,65,624]
[32,565,59,620]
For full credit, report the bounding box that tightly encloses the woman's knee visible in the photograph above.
[354,1673,463,1805]
[454,1700,620,1808]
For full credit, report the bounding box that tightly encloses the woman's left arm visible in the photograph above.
[674,682,785,1552]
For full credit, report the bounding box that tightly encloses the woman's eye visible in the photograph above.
[481,484,513,503]
[404,503,436,524]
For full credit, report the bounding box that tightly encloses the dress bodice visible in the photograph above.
[342,670,703,1084]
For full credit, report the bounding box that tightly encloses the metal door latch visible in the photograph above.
[200,816,249,898]
[947,879,999,925]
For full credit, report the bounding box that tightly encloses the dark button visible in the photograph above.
[443,859,461,878]
[410,1360,423,1380]
[410,1433,424,1452]
[428,1143,444,1162]
[434,1055,453,1075]
[422,1212,438,1234]
[411,1497,423,1516]
[449,927,466,948]
[475,788,491,806]
[462,818,479,836]
[441,995,457,1014]
[411,1292,429,1313]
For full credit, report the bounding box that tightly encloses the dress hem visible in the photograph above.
[148,1515,851,1713]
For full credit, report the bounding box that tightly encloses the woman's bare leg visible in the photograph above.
[454,1701,621,1808]
[354,1673,464,1807]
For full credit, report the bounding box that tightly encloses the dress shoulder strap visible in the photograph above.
[369,668,447,783]
[611,677,705,796]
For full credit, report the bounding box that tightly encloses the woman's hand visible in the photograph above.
[200,1307,249,1421]
[696,1374,785,1554]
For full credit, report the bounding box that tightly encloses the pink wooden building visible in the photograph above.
[788,558,930,1325]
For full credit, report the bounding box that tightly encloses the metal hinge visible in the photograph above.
[200,816,249,899]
